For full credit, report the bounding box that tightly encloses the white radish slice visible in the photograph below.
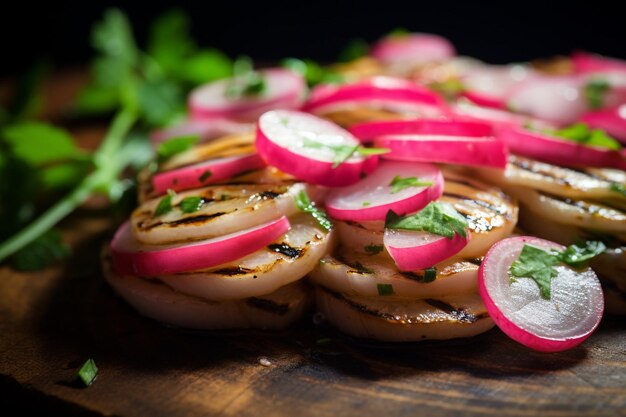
[150,118,253,145]
[335,220,384,254]
[460,64,536,109]
[309,247,480,299]
[478,236,604,352]
[158,214,335,301]
[302,76,447,117]
[103,254,311,330]
[152,153,266,195]
[581,104,626,144]
[451,99,557,133]
[375,134,508,168]
[371,33,455,65]
[111,217,290,277]
[315,286,494,342]
[189,68,305,122]
[256,110,379,186]
[325,161,443,221]
[384,229,470,271]
[132,183,307,245]
[349,118,493,143]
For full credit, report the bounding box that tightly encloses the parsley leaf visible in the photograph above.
[364,244,384,255]
[423,267,437,283]
[76,359,98,387]
[154,189,175,216]
[389,175,433,194]
[281,58,344,87]
[225,56,267,98]
[610,183,626,196]
[156,135,199,163]
[301,138,389,168]
[509,244,560,300]
[294,191,332,231]
[179,196,204,213]
[557,240,606,269]
[584,79,610,109]
[2,122,84,166]
[11,229,70,271]
[549,123,621,151]
[385,202,468,239]
[377,283,394,296]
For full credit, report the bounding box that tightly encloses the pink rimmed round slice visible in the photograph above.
[150,118,253,145]
[384,229,469,271]
[580,104,626,144]
[350,118,493,143]
[375,134,507,168]
[371,33,455,65]
[478,236,604,352]
[498,125,626,169]
[302,76,447,116]
[152,154,266,195]
[256,110,379,186]
[110,217,290,277]
[459,64,536,110]
[450,100,557,133]
[189,68,305,122]
[572,51,626,75]
[325,161,443,221]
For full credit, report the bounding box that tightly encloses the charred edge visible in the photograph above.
[443,192,507,215]
[424,299,481,323]
[212,266,254,276]
[167,212,227,226]
[233,169,260,178]
[346,260,373,275]
[541,192,625,215]
[467,258,483,266]
[258,191,281,200]
[267,243,302,259]
[247,298,291,315]
[324,288,400,321]
[401,271,430,282]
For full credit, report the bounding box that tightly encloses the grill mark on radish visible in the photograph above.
[267,243,302,259]
[258,191,281,199]
[443,192,506,215]
[423,299,485,323]
[166,212,227,226]
[246,298,291,315]
[210,266,254,276]
[541,192,626,217]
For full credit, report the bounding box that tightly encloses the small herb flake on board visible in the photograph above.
[377,283,394,296]
[364,244,384,255]
[76,359,98,387]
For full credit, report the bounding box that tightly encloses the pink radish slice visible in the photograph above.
[498,126,626,169]
[189,68,305,122]
[110,217,290,277]
[384,229,469,271]
[460,91,506,109]
[450,100,556,133]
[580,104,626,144]
[572,51,626,75]
[371,33,455,65]
[256,110,378,186]
[325,161,443,221]
[150,118,253,145]
[152,153,266,195]
[350,118,493,142]
[460,65,536,110]
[478,236,604,352]
[375,134,507,168]
[302,76,447,116]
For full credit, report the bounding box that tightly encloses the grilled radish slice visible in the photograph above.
[335,220,384,254]
[315,286,494,342]
[309,247,479,299]
[132,183,307,245]
[159,215,335,301]
[103,253,311,330]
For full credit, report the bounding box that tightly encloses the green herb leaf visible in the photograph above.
[423,267,437,283]
[549,123,621,151]
[557,240,606,269]
[3,122,83,166]
[198,170,212,183]
[389,175,433,193]
[386,27,410,38]
[364,244,384,255]
[385,202,468,239]
[362,201,371,207]
[509,244,560,300]
[301,139,388,168]
[610,183,626,196]
[351,261,374,274]
[179,196,204,213]
[281,58,344,87]
[156,135,199,163]
[377,283,394,296]
[295,191,332,231]
[136,80,185,127]
[584,79,610,109]
[154,189,175,216]
[225,56,267,98]
[338,38,370,63]
[11,229,70,271]
[77,359,99,387]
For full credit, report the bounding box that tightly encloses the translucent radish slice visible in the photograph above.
[371,33,455,65]
[110,217,290,277]
[152,153,266,195]
[451,100,557,133]
[572,51,626,75]
[478,236,604,352]
[375,134,507,168]
[189,68,305,122]
[460,64,536,109]
[580,104,626,144]
[256,110,378,186]
[150,118,253,145]
[325,161,443,221]
[350,118,493,143]
[384,229,469,271]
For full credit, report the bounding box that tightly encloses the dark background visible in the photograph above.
[2,0,626,75]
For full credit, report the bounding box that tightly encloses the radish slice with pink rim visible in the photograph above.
[478,236,604,352]
[384,229,469,271]
[302,76,447,117]
[325,161,443,221]
[256,110,379,186]
[150,118,253,145]
[375,134,508,168]
[110,217,290,277]
[350,118,493,142]
[450,100,556,132]
[498,125,626,169]
[371,33,455,65]
[152,153,266,195]
[572,51,626,75]
[580,104,626,144]
[189,68,305,122]
[460,64,536,110]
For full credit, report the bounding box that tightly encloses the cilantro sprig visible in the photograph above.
[547,123,621,151]
[389,175,433,194]
[301,138,389,168]
[385,202,468,239]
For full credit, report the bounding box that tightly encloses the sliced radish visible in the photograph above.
[256,110,378,186]
[580,104,626,144]
[150,118,253,145]
[189,68,305,122]
[478,236,604,352]
[498,125,626,169]
[325,161,443,221]
[111,217,290,277]
[451,99,556,132]
[375,134,508,168]
[371,33,455,65]
[384,228,469,271]
[460,64,536,109]
[152,153,266,195]
[302,76,447,117]
[350,118,493,142]
[572,51,626,75]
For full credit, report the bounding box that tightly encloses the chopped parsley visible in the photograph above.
[558,240,606,269]
[584,79,610,109]
[385,202,468,239]
[364,244,384,255]
[548,123,621,151]
[179,196,204,213]
[198,170,212,182]
[389,175,433,194]
[351,261,374,274]
[362,201,371,207]
[76,359,98,387]
[301,138,389,168]
[295,190,332,231]
[377,283,394,296]
[156,135,199,163]
[154,189,175,216]
[610,183,626,197]
[423,267,437,283]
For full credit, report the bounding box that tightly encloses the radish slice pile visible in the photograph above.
[325,161,443,221]
[256,110,379,186]
[371,33,455,65]
[110,217,290,276]
[478,236,604,352]
[152,153,266,195]
[189,68,305,122]
[580,104,626,144]
[302,76,447,117]
[384,229,469,271]
[350,118,493,142]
